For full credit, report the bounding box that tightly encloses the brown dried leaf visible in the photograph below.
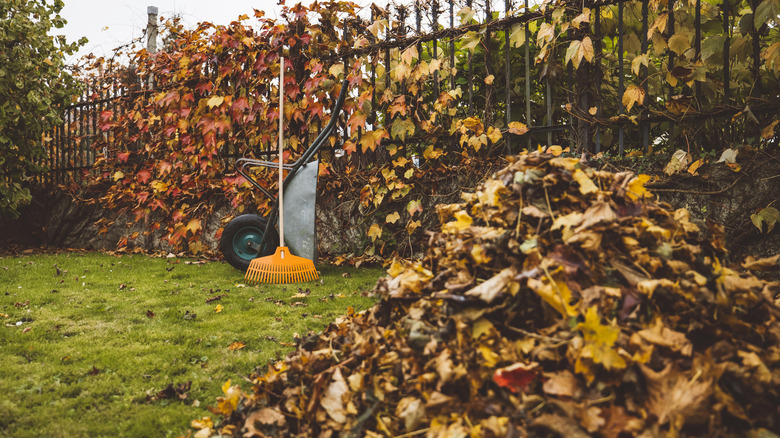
[641,363,712,426]
[320,368,350,424]
[636,319,692,356]
[542,370,579,398]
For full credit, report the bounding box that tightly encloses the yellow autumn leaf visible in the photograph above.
[507,121,529,135]
[479,345,500,367]
[423,145,444,160]
[622,85,646,112]
[329,63,344,78]
[186,219,202,233]
[509,24,526,48]
[573,169,598,194]
[207,95,224,108]
[216,380,241,416]
[479,179,507,207]
[761,120,779,140]
[388,261,405,277]
[215,304,223,313]
[470,245,492,264]
[151,180,169,192]
[527,277,578,317]
[443,210,473,233]
[687,159,704,175]
[386,212,401,224]
[486,126,502,143]
[484,74,495,85]
[191,417,213,431]
[626,174,652,201]
[113,171,125,181]
[368,223,383,242]
[577,306,626,370]
[547,145,563,156]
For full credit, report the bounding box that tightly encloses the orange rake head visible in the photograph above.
[245,247,319,284]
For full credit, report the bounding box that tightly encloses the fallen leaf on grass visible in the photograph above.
[146,310,155,318]
[214,304,223,313]
[22,327,31,334]
[206,294,227,303]
[191,417,213,430]
[149,381,192,402]
[228,342,246,351]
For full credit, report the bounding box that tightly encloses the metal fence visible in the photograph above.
[43,0,780,183]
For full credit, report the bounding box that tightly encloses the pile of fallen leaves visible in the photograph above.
[196,152,780,438]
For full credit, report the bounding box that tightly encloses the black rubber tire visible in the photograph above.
[220,214,278,272]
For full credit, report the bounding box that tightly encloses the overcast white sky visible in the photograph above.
[57,0,286,62]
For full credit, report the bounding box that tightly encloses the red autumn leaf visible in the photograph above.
[493,362,540,393]
[136,170,151,184]
[231,97,249,114]
[172,209,184,222]
[117,152,130,163]
[158,91,179,108]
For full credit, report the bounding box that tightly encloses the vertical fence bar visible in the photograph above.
[450,0,455,89]
[484,0,494,127]
[641,0,649,152]
[695,0,702,104]
[505,0,512,153]
[92,80,98,170]
[749,0,762,97]
[467,0,474,115]
[524,0,532,148]
[546,79,552,147]
[722,0,730,105]
[66,100,72,183]
[433,0,440,97]
[594,5,602,153]
[722,0,730,146]
[668,0,676,99]
[370,12,377,126]
[618,1,625,155]
[385,2,392,136]
[416,1,422,65]
[566,11,576,149]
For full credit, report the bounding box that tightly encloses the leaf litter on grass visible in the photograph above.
[196,151,780,437]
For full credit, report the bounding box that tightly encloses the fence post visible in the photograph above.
[147,6,158,54]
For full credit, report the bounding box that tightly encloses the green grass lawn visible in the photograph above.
[0,252,384,438]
